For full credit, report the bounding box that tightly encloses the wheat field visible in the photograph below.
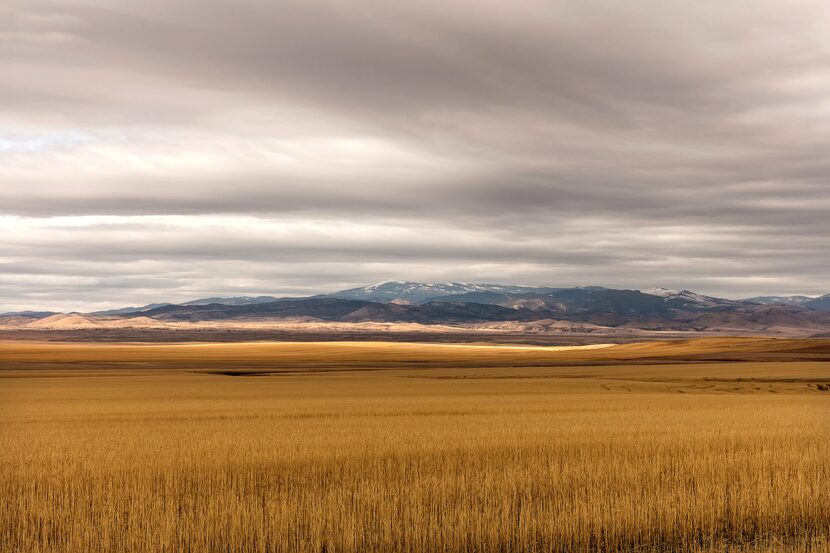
[1,339,829,552]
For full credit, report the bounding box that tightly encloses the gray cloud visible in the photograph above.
[2,0,830,310]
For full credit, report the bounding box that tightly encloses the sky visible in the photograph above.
[2,0,830,312]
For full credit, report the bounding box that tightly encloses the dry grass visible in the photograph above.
[1,339,829,552]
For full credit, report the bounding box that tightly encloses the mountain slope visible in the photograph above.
[743,293,830,311]
[428,288,673,318]
[686,304,830,332]
[744,295,817,306]
[0,310,59,318]
[805,294,830,311]
[182,296,286,306]
[93,296,299,315]
[641,288,743,309]
[131,297,532,324]
[135,298,372,321]
[92,303,172,316]
[330,281,558,303]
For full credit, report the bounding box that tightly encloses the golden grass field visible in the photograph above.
[1,338,829,552]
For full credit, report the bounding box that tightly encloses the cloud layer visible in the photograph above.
[3,0,830,310]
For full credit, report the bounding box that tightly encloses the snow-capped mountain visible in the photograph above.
[330,281,557,304]
[9,282,830,332]
[641,288,740,308]
[744,295,816,306]
[742,294,830,311]
[807,294,830,311]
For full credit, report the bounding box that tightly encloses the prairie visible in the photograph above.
[1,338,828,552]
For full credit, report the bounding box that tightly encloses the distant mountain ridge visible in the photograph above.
[0,310,60,318]
[90,295,307,316]
[4,282,830,335]
[56,281,830,316]
[744,295,815,306]
[131,297,531,324]
[642,288,743,308]
[330,281,561,303]
[97,283,830,332]
[745,294,830,311]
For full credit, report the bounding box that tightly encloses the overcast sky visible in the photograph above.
[3,0,830,311]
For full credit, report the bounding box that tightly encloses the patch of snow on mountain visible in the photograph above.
[642,288,741,308]
[744,295,816,306]
[642,288,680,297]
[332,281,552,303]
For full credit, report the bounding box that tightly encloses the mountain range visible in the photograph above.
[3,281,830,335]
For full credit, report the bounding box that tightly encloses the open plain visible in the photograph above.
[2,338,829,552]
